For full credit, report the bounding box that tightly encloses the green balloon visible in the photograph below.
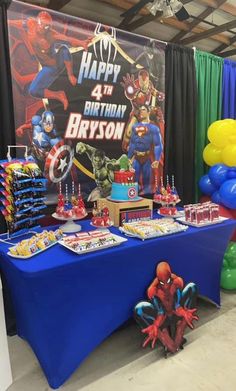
[225,253,234,262]
[222,258,228,268]
[227,257,236,269]
[221,243,236,289]
[221,268,236,290]
[225,242,236,259]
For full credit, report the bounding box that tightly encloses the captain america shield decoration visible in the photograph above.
[45,141,74,183]
[128,187,137,199]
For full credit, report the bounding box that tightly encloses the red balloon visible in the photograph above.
[219,205,236,219]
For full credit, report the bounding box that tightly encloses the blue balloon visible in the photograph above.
[227,168,236,179]
[208,164,228,188]
[199,175,217,196]
[211,191,222,205]
[219,179,236,209]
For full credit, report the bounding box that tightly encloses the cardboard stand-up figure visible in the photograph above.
[134,262,198,357]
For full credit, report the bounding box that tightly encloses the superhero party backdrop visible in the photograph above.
[7,0,165,203]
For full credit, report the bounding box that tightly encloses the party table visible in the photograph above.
[0,217,235,388]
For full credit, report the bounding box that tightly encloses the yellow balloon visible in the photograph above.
[207,120,236,148]
[223,118,236,124]
[222,145,236,167]
[229,135,236,144]
[203,143,223,166]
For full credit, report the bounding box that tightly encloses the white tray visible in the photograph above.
[7,241,58,260]
[119,224,188,240]
[176,216,228,227]
[59,234,127,255]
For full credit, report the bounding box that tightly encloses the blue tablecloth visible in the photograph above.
[0,217,235,388]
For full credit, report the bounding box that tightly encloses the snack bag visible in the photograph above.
[23,162,43,179]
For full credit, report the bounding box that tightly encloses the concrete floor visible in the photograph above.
[7,290,236,391]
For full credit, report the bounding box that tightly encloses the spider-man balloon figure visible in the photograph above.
[134,262,198,356]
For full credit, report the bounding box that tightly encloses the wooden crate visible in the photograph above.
[97,198,153,227]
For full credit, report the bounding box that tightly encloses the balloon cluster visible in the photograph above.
[203,119,236,167]
[221,242,236,290]
[199,164,236,209]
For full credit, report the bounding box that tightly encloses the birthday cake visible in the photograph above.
[110,171,139,201]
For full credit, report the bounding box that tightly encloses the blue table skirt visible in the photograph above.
[0,217,235,388]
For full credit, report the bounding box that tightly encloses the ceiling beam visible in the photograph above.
[163,17,230,45]
[118,14,137,29]
[120,0,151,18]
[212,35,236,54]
[183,0,236,17]
[180,20,236,45]
[99,0,150,15]
[100,0,236,19]
[47,0,71,10]
[171,0,227,43]
[118,0,154,28]
[217,48,236,58]
[121,12,162,31]
[99,0,236,48]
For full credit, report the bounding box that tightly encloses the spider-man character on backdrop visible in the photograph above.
[8,10,90,110]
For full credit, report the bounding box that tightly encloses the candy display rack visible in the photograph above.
[0,145,46,244]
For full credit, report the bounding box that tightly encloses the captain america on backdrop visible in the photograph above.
[16,110,61,163]
[127,105,163,194]
[16,111,76,186]
[32,111,61,149]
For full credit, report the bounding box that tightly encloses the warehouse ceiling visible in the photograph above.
[20,0,236,60]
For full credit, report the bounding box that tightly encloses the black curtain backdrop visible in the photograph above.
[164,44,197,205]
[0,0,17,335]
